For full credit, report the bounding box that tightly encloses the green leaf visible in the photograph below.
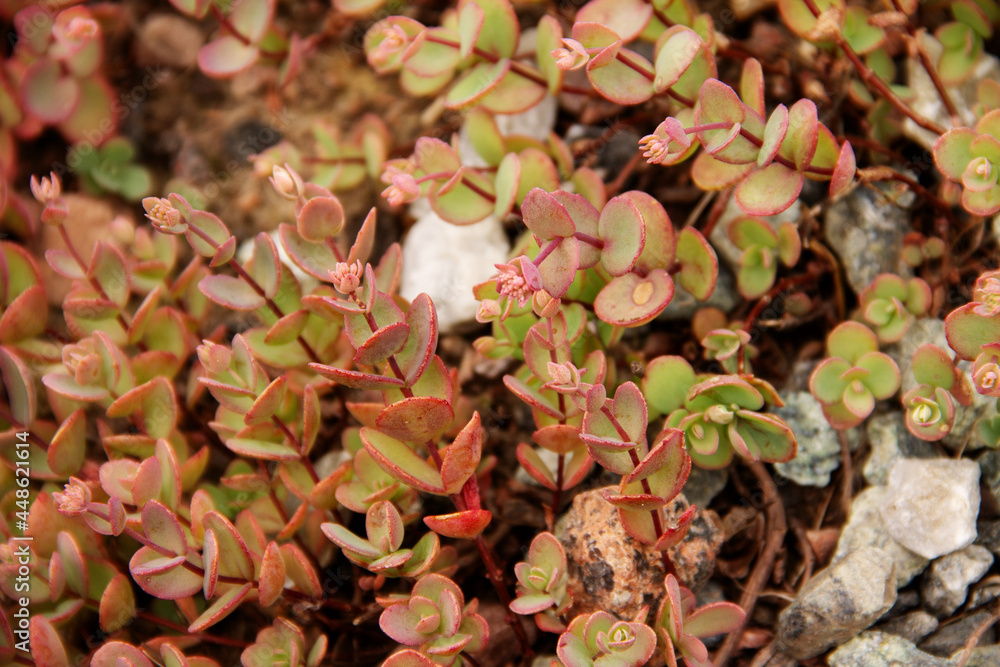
[361,427,444,494]
[676,228,718,300]
[735,163,803,216]
[643,356,697,415]
[598,196,645,276]
[445,60,509,109]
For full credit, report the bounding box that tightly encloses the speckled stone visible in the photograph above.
[834,486,929,587]
[773,391,848,487]
[776,546,897,661]
[953,645,1000,667]
[863,412,935,487]
[554,488,723,620]
[875,610,939,644]
[920,545,994,617]
[828,631,951,667]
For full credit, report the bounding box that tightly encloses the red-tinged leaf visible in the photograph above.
[781,98,819,170]
[203,511,254,580]
[132,456,164,509]
[1,347,36,425]
[301,385,321,456]
[458,0,484,59]
[258,542,286,607]
[946,303,1000,360]
[562,449,594,489]
[736,164,804,217]
[830,141,856,196]
[533,424,584,455]
[599,196,645,276]
[46,248,86,279]
[375,242,403,295]
[685,601,746,637]
[190,582,252,632]
[588,47,655,105]
[517,443,557,490]
[250,232,281,299]
[278,224,337,281]
[603,490,668,511]
[22,59,79,123]
[424,509,492,539]
[441,412,483,494]
[92,642,153,667]
[29,616,69,667]
[503,375,563,419]
[594,269,675,327]
[130,547,203,599]
[199,36,259,77]
[758,105,789,169]
[676,227,718,300]
[244,376,286,426]
[142,500,187,555]
[55,532,87,596]
[203,529,219,599]
[522,188,577,239]
[88,243,130,307]
[361,427,444,494]
[579,0,652,41]
[653,505,696,551]
[347,208,378,266]
[382,650,436,667]
[0,284,45,343]
[280,543,322,598]
[627,429,687,484]
[395,293,438,385]
[264,309,309,346]
[297,195,345,243]
[691,152,756,190]
[99,573,136,633]
[210,235,237,267]
[740,58,766,117]
[355,321,410,366]
[185,211,232,258]
[376,396,455,443]
[199,274,266,310]
[106,376,177,439]
[445,59,509,109]
[226,434,300,462]
[47,409,86,476]
[309,363,404,390]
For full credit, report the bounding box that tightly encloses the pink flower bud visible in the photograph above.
[269,164,305,201]
[330,260,365,294]
[551,39,588,71]
[53,478,92,517]
[30,172,61,204]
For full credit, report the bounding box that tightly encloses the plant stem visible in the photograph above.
[598,404,678,577]
[891,0,961,124]
[741,273,819,334]
[0,404,48,450]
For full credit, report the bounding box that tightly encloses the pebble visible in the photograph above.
[863,412,936,487]
[920,609,997,657]
[920,545,994,617]
[824,183,911,295]
[953,645,1000,667]
[554,488,723,620]
[835,486,929,587]
[399,209,510,333]
[879,458,981,560]
[773,391,846,487]
[682,465,729,509]
[875,610,939,644]
[775,546,897,660]
[828,631,951,667]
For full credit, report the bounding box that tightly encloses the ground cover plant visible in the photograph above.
[1,0,1000,666]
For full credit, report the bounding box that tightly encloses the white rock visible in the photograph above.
[399,210,510,333]
[879,458,981,560]
[863,412,936,487]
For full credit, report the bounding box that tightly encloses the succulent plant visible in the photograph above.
[510,531,572,632]
[810,322,901,429]
[857,274,932,344]
[321,501,439,577]
[378,573,490,666]
[934,110,1000,215]
[556,610,658,667]
[902,344,971,441]
[655,574,745,667]
[728,217,801,299]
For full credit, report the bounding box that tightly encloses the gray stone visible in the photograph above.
[876,610,939,644]
[904,37,1000,152]
[828,631,951,667]
[965,577,1000,610]
[399,209,510,333]
[682,465,729,509]
[824,183,912,296]
[979,450,1000,510]
[773,391,844,487]
[880,458,981,560]
[775,546,897,660]
[835,486,929,587]
[953,645,1000,667]
[921,545,994,617]
[863,412,936,487]
[658,264,740,319]
[920,609,998,657]
[975,519,1000,556]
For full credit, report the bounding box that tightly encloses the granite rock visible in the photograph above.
[863,412,936,487]
[555,488,723,620]
[773,391,845,487]
[875,610,939,644]
[920,609,998,657]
